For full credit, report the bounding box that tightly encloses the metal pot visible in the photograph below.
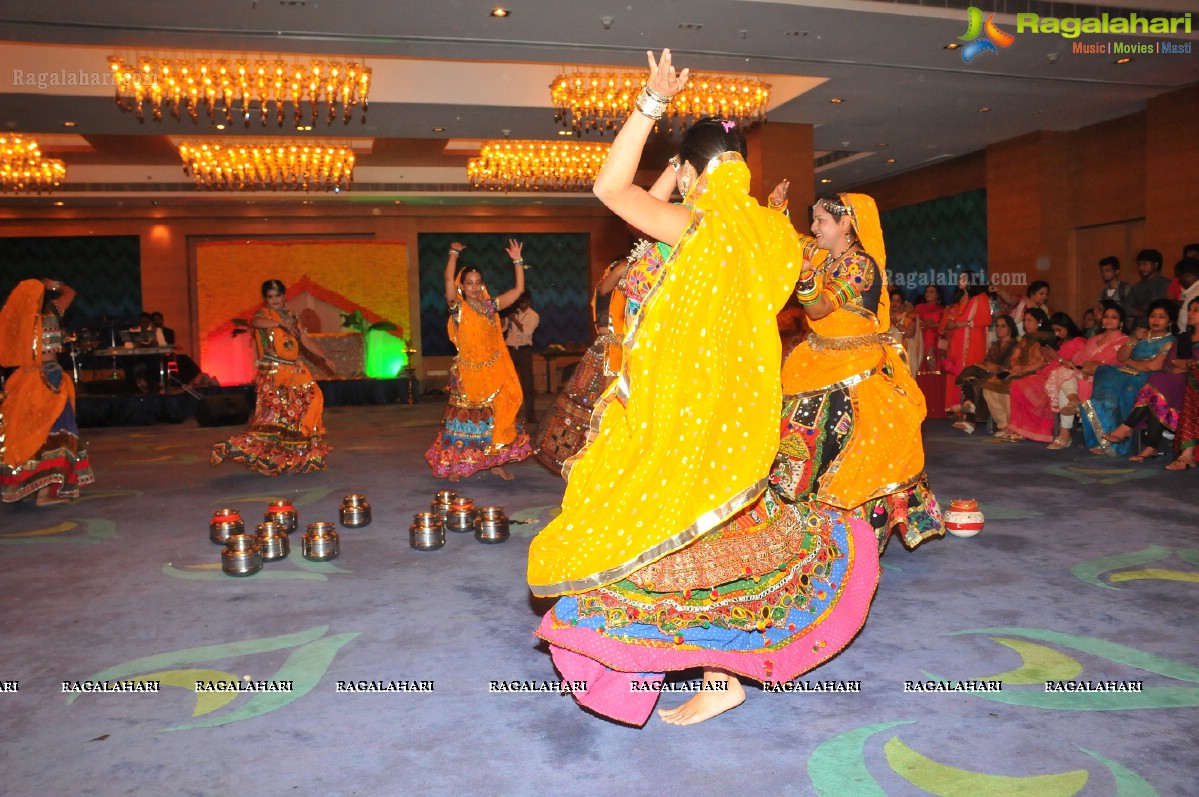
[445,496,476,533]
[264,499,297,534]
[302,521,340,561]
[256,521,290,562]
[431,490,457,524]
[209,508,245,545]
[475,506,510,544]
[409,512,446,551]
[222,534,262,577]
[339,494,371,528]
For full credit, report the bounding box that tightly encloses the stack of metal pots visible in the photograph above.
[221,533,263,577]
[475,506,510,544]
[339,494,371,528]
[409,512,445,551]
[209,508,245,545]
[302,521,340,561]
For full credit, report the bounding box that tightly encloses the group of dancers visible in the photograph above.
[0,47,947,728]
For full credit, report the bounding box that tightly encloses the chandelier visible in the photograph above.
[178,140,355,192]
[0,135,66,194]
[467,140,611,192]
[550,69,770,135]
[107,55,371,128]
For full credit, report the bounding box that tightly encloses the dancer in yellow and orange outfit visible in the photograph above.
[425,240,532,481]
[211,279,336,475]
[530,50,894,728]
[0,278,94,505]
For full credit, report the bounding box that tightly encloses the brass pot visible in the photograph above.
[221,534,262,577]
[409,512,446,551]
[264,499,297,534]
[256,521,290,562]
[339,494,372,528]
[302,521,340,561]
[445,496,476,534]
[475,506,510,544]
[431,490,457,524]
[209,508,245,545]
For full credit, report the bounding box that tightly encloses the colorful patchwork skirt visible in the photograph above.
[425,395,532,479]
[770,383,944,553]
[533,333,617,476]
[211,362,330,476]
[0,364,95,502]
[536,492,880,726]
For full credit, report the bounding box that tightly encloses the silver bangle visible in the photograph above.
[512,258,527,269]
[448,249,460,256]
[635,88,668,121]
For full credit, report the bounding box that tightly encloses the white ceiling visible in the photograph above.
[1,0,1196,204]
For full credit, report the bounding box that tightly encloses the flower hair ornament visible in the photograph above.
[721,120,736,133]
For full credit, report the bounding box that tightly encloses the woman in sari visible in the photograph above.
[1045,300,1128,449]
[1106,297,1199,462]
[982,308,1050,440]
[1007,311,1085,443]
[0,278,94,505]
[952,314,1018,434]
[531,50,885,728]
[1167,299,1199,470]
[1083,299,1177,457]
[886,287,921,376]
[425,240,532,481]
[941,279,992,414]
[211,279,337,476]
[913,284,944,373]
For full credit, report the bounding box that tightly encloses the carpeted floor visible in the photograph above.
[1,402,1195,796]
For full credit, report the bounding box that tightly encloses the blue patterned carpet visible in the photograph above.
[1,404,1195,796]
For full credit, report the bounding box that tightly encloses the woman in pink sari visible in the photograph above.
[1045,300,1128,449]
[1008,312,1085,443]
[941,279,992,414]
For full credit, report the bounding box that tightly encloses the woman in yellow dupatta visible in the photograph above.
[425,239,532,481]
[0,278,94,505]
[211,279,337,475]
[778,193,944,551]
[531,51,890,729]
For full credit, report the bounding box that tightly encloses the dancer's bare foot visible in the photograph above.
[656,669,745,726]
[490,466,514,481]
[35,487,69,507]
[448,473,460,483]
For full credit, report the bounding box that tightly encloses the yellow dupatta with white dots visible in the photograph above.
[527,153,802,597]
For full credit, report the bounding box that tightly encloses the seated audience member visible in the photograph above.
[1045,301,1129,449]
[1007,312,1085,443]
[952,314,1018,434]
[1083,298,1177,457]
[982,308,1050,440]
[1080,305,1101,338]
[995,280,1052,327]
[1107,296,1199,463]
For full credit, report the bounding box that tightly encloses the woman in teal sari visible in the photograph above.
[1083,298,1177,456]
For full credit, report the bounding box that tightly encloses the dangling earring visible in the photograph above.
[680,176,690,196]
[846,231,856,246]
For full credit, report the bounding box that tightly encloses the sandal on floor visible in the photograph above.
[1129,448,1157,463]
[1103,429,1132,444]
[1047,438,1072,450]
[1165,459,1196,471]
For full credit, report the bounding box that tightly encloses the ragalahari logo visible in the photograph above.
[959,7,1016,63]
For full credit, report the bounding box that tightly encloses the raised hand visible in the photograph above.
[504,239,523,261]
[646,49,690,100]
[769,179,790,209]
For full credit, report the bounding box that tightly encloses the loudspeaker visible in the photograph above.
[195,394,252,427]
